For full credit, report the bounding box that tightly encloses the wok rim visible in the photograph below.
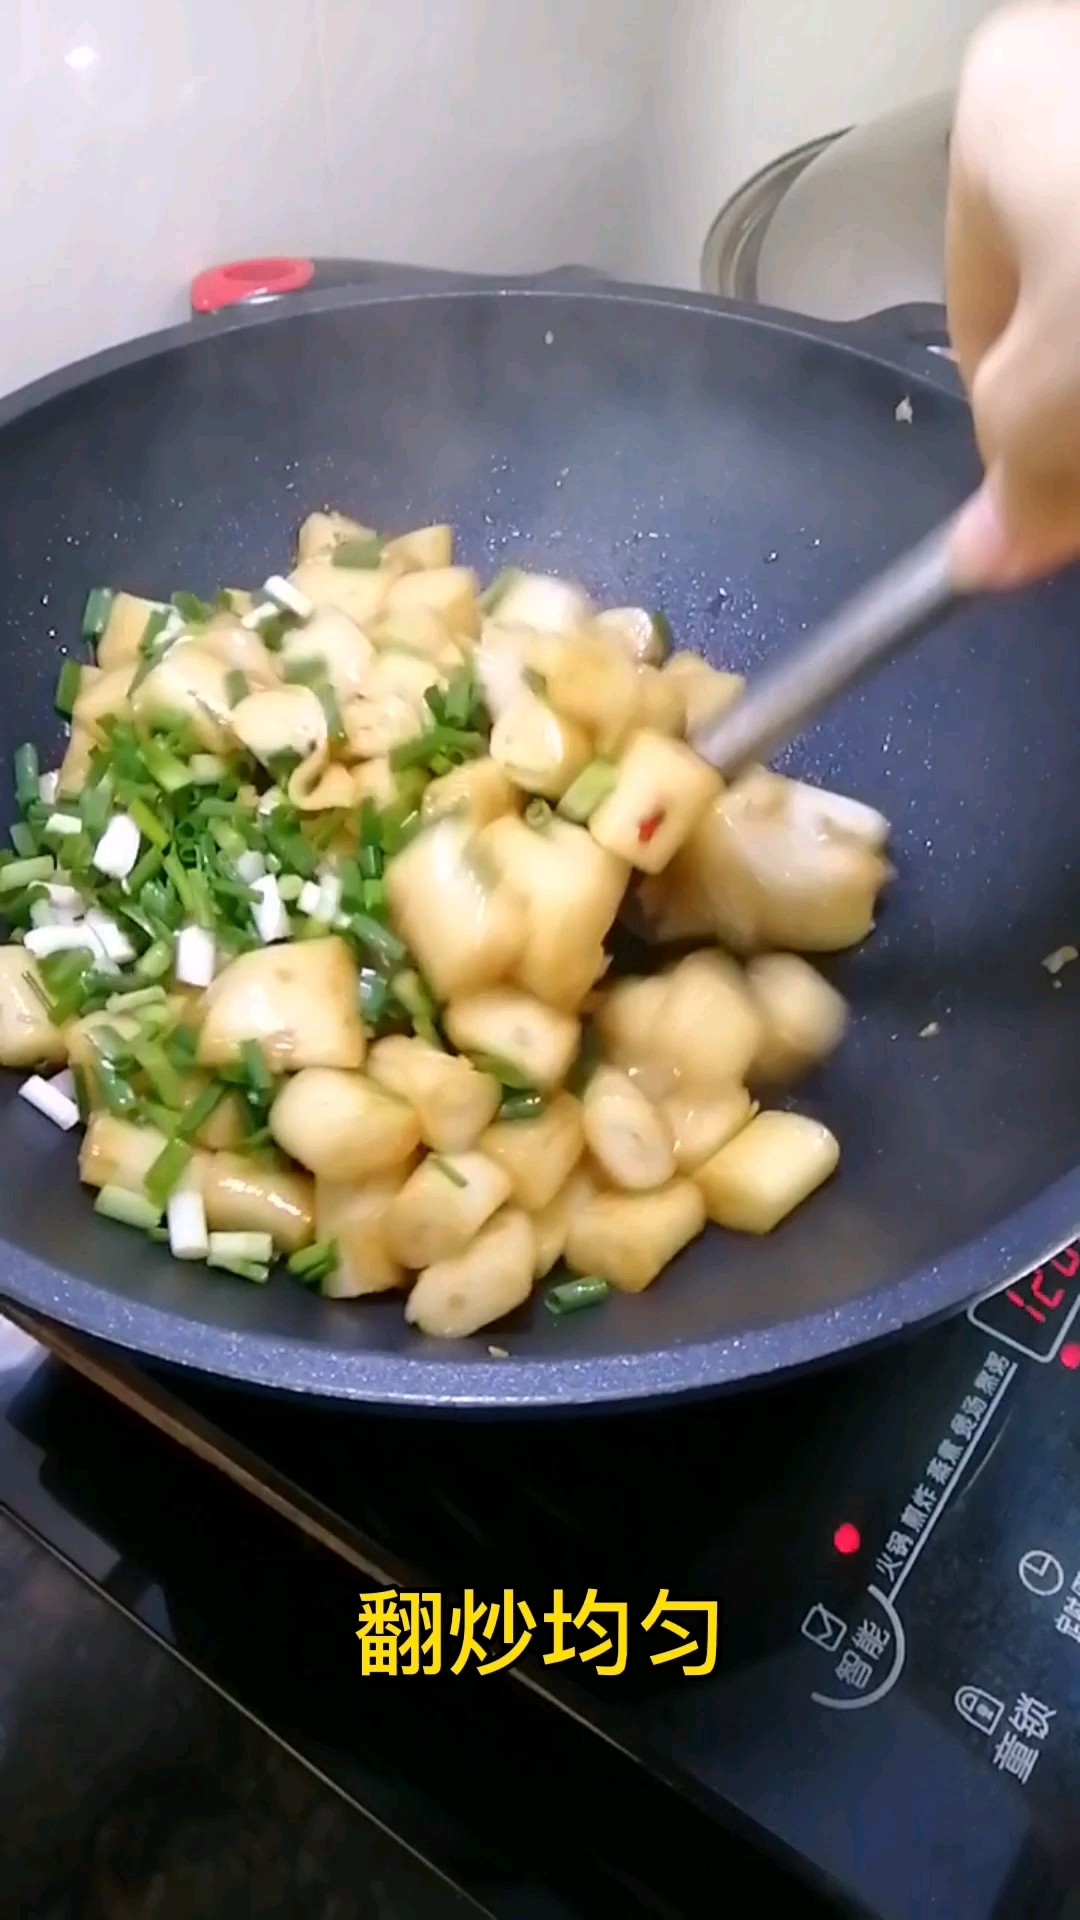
[0,1165,1077,1408]
[1,275,1069,1408]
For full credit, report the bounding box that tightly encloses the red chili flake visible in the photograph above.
[638,809,666,845]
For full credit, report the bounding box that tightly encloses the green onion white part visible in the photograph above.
[44,813,82,839]
[83,911,135,966]
[25,924,100,960]
[175,925,215,987]
[251,874,289,943]
[167,1188,209,1260]
[18,1071,80,1130]
[91,813,141,880]
[37,771,59,805]
[262,575,313,621]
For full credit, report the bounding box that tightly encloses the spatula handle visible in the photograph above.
[690,523,961,778]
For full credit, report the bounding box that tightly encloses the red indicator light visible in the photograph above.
[1060,1342,1080,1371]
[833,1522,862,1555]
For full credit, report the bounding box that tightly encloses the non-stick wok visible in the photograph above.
[0,267,1076,1410]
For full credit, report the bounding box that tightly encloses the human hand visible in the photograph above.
[947,3,1080,587]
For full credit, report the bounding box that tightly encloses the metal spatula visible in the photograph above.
[689,523,960,778]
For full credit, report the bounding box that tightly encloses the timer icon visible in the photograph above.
[1018,1549,1065,1597]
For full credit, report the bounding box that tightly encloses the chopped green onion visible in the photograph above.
[557,759,617,824]
[287,1238,339,1283]
[9,824,37,858]
[127,849,165,900]
[358,968,390,1028]
[125,797,169,850]
[240,1039,274,1101]
[105,983,167,1014]
[277,873,303,903]
[265,750,302,787]
[14,743,39,810]
[165,1024,199,1069]
[318,681,345,743]
[479,569,519,614]
[545,1276,610,1315]
[172,590,212,626]
[0,855,53,893]
[358,842,381,880]
[225,669,249,707]
[524,799,553,831]
[82,586,114,642]
[429,1155,466,1188]
[177,1081,226,1139]
[209,819,247,863]
[38,946,94,1021]
[390,726,485,773]
[348,913,406,967]
[567,1023,601,1096]
[140,607,173,654]
[163,852,197,916]
[144,1137,193,1208]
[281,656,323,687]
[468,1052,534,1090]
[143,740,193,794]
[207,1250,270,1282]
[135,938,174,982]
[94,1185,162,1231]
[136,1040,186,1109]
[360,877,386,914]
[79,781,113,837]
[189,753,226,784]
[209,1231,274,1263]
[91,1023,134,1063]
[55,659,83,716]
[497,1090,546,1122]
[331,535,384,568]
[392,968,441,1045]
[93,1054,139,1117]
[650,611,674,659]
[72,1066,91,1124]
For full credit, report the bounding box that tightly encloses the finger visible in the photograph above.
[944,148,1018,414]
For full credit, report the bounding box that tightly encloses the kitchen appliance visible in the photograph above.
[0,259,1077,1407]
[2,1227,1078,1917]
[701,93,950,321]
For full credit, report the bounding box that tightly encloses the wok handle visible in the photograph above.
[838,300,963,394]
[189,258,616,316]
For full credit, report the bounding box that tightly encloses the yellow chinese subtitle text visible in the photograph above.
[355,1588,718,1678]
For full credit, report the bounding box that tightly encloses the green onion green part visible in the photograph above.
[81,587,114,642]
[545,1276,610,1315]
[144,1137,194,1208]
[496,1090,545,1122]
[557,759,617,824]
[94,1185,163,1231]
[331,535,384,569]
[287,1238,339,1284]
[55,659,83,716]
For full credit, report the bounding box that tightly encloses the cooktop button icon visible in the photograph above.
[800,1603,847,1652]
[955,1685,1004,1735]
[1018,1550,1064,1597]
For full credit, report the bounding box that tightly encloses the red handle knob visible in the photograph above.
[191,257,315,314]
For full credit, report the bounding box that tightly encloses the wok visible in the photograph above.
[0,267,1076,1410]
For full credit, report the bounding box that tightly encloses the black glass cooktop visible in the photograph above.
[2,1237,1078,1918]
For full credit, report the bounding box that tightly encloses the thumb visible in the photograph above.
[948,477,1030,590]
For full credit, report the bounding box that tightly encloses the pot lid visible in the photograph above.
[703,91,951,322]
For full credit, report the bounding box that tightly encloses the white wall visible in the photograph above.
[3,0,662,396]
[3,0,997,396]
